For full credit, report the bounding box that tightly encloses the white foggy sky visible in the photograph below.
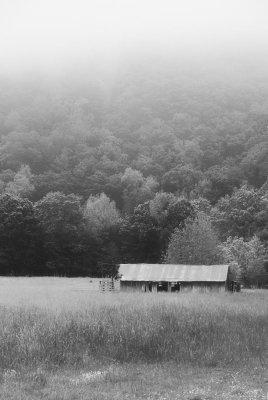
[0,0,268,72]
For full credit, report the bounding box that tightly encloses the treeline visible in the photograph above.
[0,191,194,276]
[0,184,267,285]
[0,60,267,283]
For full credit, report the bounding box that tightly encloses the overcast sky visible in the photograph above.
[0,0,268,73]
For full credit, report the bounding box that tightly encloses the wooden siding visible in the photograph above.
[120,280,226,293]
[180,281,226,293]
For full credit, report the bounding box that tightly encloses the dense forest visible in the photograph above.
[0,55,267,284]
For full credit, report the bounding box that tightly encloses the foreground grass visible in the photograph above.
[1,363,267,399]
[0,278,267,399]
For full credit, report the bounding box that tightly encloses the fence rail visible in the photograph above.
[99,279,120,292]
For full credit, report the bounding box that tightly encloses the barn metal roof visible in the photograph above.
[119,264,229,282]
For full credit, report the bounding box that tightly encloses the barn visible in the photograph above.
[119,263,232,293]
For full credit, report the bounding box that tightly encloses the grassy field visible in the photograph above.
[0,277,267,399]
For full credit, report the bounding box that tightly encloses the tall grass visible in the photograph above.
[0,291,267,370]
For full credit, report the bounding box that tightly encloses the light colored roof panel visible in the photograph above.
[119,264,229,282]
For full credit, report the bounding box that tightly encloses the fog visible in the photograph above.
[1,0,268,75]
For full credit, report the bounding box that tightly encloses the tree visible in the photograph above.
[166,198,195,232]
[162,165,203,196]
[35,192,98,276]
[119,202,162,263]
[149,192,196,250]
[149,192,177,225]
[83,193,122,269]
[219,236,267,287]
[190,197,212,215]
[121,167,158,214]
[241,141,268,187]
[5,164,34,198]
[258,179,268,245]
[212,185,268,241]
[166,213,222,265]
[119,194,196,263]
[84,193,121,235]
[200,165,243,204]
[0,130,50,173]
[0,193,41,275]
[0,170,16,194]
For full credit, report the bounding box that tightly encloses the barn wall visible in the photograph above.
[180,282,226,293]
[121,281,226,292]
[120,281,145,292]
[121,281,158,292]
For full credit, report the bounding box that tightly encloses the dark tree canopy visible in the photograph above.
[0,193,41,275]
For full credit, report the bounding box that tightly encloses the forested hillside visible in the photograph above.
[0,56,267,283]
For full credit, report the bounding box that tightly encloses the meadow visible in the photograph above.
[0,277,267,399]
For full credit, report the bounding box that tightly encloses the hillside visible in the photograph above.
[0,56,267,279]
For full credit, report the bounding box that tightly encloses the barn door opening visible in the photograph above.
[144,282,153,292]
[157,282,168,292]
[146,282,157,292]
[171,282,181,292]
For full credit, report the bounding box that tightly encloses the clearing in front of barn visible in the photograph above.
[0,277,267,399]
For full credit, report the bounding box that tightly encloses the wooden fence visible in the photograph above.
[99,279,120,292]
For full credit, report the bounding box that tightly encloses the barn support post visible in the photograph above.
[152,283,157,292]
